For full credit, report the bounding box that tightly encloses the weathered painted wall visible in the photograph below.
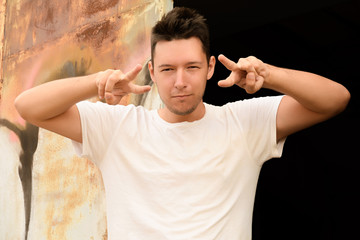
[0,1,172,239]
[0,0,6,92]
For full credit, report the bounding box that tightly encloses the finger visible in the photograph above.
[255,75,265,90]
[218,54,238,71]
[105,92,122,105]
[256,75,265,84]
[124,64,143,81]
[244,72,264,94]
[105,70,123,95]
[244,72,257,94]
[104,92,115,104]
[246,56,267,78]
[218,76,236,88]
[96,70,113,99]
[129,83,152,94]
[238,58,256,73]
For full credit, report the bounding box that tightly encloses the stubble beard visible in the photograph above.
[162,94,203,116]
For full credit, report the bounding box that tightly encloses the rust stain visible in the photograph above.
[36,130,106,239]
[0,0,6,103]
[0,79,3,101]
[83,0,119,16]
[76,20,112,49]
[45,7,54,25]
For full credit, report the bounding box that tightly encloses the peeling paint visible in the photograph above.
[76,20,112,48]
[0,0,172,239]
[83,0,119,16]
[0,0,7,102]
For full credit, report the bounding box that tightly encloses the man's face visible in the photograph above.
[149,37,215,121]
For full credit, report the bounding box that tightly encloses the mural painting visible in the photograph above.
[0,0,172,239]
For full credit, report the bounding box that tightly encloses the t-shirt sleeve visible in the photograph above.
[227,95,286,165]
[72,100,128,166]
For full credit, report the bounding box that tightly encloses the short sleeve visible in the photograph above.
[72,101,129,166]
[226,95,286,165]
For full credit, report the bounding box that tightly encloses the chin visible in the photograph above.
[171,106,196,116]
[167,103,198,116]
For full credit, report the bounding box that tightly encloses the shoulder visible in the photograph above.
[223,95,284,116]
[77,100,146,113]
[225,95,284,108]
[205,95,284,125]
[205,95,283,113]
[76,101,151,123]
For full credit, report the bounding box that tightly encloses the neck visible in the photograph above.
[158,101,206,123]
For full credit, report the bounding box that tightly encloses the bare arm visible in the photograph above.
[263,65,350,141]
[14,65,151,143]
[217,55,350,141]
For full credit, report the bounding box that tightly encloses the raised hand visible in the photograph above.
[217,55,269,94]
[96,64,151,105]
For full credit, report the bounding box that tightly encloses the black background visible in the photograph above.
[174,0,359,239]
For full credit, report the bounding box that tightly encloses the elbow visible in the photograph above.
[14,94,25,118]
[331,86,351,116]
[14,93,31,121]
[338,87,350,113]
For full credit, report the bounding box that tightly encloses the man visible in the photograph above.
[15,7,350,240]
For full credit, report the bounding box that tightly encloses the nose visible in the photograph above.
[174,69,186,89]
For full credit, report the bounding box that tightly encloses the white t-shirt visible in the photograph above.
[73,96,285,240]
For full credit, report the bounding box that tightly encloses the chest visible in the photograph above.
[100,119,262,232]
[107,122,258,192]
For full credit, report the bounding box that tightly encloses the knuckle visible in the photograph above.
[98,78,106,88]
[252,63,260,70]
[108,73,120,84]
[108,76,116,82]
[103,69,112,75]
[238,58,245,63]
[241,61,250,69]
[247,56,257,61]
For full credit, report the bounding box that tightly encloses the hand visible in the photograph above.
[95,64,151,105]
[218,55,269,94]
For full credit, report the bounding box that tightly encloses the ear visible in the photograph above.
[148,60,156,83]
[207,56,216,80]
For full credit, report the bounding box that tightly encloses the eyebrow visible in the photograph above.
[158,61,203,68]
[158,64,173,68]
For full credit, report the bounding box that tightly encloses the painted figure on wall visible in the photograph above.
[0,0,172,239]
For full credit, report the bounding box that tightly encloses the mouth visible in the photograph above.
[172,94,192,100]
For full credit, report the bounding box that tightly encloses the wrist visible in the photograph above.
[74,73,99,100]
[262,63,274,89]
[262,64,287,91]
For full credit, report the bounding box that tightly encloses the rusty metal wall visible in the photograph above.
[0,1,172,239]
[0,0,6,93]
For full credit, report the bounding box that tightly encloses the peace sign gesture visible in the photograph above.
[217,54,269,94]
[96,64,151,105]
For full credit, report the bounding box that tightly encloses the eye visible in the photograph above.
[161,68,173,72]
[188,66,200,70]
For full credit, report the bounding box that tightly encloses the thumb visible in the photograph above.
[218,76,235,88]
[130,83,152,94]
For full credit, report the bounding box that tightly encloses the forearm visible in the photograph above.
[263,65,350,115]
[15,73,98,122]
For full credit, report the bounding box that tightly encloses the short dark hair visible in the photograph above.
[151,7,210,64]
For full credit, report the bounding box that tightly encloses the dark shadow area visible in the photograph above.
[174,0,359,239]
